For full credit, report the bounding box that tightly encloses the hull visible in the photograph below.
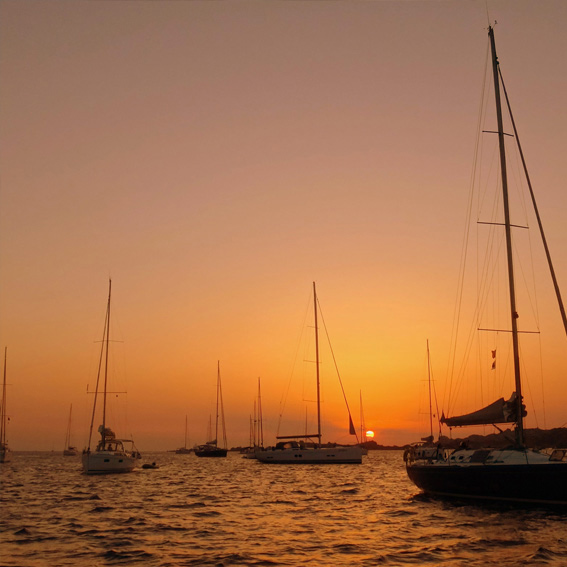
[63,447,78,456]
[256,446,363,464]
[406,448,567,505]
[82,451,138,474]
[195,447,227,458]
[0,447,11,463]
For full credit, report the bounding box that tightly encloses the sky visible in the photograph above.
[1,0,566,451]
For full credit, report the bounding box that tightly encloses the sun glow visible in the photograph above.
[366,431,375,439]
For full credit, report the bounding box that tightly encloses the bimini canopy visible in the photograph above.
[441,392,526,428]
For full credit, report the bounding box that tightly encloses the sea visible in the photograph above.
[1,450,566,566]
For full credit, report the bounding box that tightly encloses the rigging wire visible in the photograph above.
[444,36,490,419]
[275,290,312,438]
[316,297,359,444]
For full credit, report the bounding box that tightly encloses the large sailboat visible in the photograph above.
[0,347,11,464]
[256,283,363,464]
[405,26,567,505]
[82,280,141,474]
[194,362,228,458]
[63,404,78,456]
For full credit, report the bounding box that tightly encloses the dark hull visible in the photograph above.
[407,462,567,505]
[194,448,227,458]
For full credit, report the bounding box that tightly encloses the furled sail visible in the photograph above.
[441,393,526,427]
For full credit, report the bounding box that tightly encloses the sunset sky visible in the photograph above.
[1,0,566,452]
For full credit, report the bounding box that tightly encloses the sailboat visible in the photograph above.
[194,361,228,458]
[242,378,264,459]
[405,26,567,505]
[175,415,192,454]
[63,404,78,456]
[0,347,11,464]
[82,280,141,474]
[256,283,363,464]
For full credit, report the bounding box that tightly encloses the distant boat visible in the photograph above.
[194,361,228,458]
[405,26,567,505]
[175,415,192,454]
[256,283,363,464]
[0,347,11,464]
[82,280,141,474]
[63,404,78,456]
[242,378,264,459]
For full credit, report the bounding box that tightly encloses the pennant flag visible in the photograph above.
[348,415,356,435]
[492,349,497,358]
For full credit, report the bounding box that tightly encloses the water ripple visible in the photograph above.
[1,451,567,566]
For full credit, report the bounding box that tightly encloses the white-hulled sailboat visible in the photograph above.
[0,347,11,464]
[256,283,363,464]
[405,26,567,505]
[63,404,78,456]
[82,280,141,474]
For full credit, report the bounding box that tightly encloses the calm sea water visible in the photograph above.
[1,450,566,566]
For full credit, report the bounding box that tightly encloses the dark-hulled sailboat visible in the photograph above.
[194,361,228,458]
[405,26,567,505]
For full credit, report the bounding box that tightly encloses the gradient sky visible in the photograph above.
[1,0,566,451]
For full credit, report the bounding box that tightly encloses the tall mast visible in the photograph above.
[215,361,220,448]
[488,26,524,445]
[426,340,433,440]
[65,404,73,448]
[257,377,264,448]
[1,347,7,446]
[184,415,188,449]
[313,281,322,447]
[102,279,112,446]
[359,390,366,443]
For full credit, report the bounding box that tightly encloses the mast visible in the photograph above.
[1,347,7,447]
[215,361,220,448]
[359,390,366,443]
[65,404,73,448]
[426,340,433,440]
[101,279,112,447]
[216,360,227,450]
[257,377,264,448]
[488,26,524,445]
[184,415,188,449]
[313,281,322,447]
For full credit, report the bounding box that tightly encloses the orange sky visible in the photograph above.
[1,1,566,451]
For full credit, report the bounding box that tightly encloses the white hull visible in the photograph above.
[82,450,138,474]
[255,445,363,464]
